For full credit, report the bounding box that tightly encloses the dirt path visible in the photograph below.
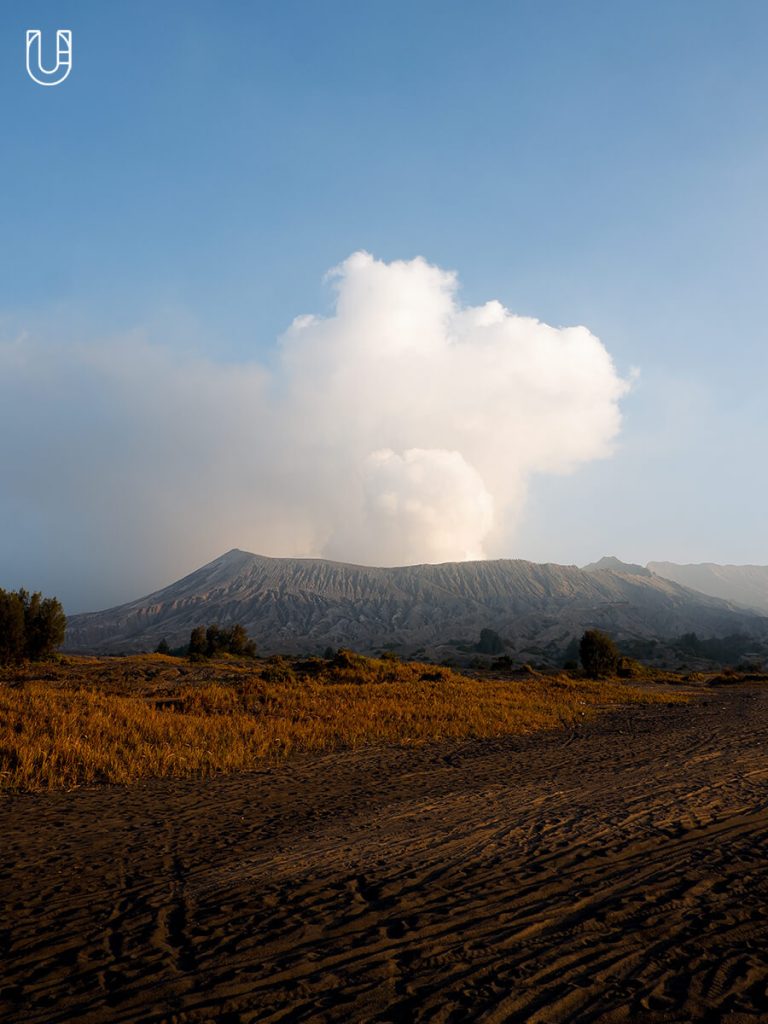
[2,687,768,1023]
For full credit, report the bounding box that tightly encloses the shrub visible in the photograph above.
[616,656,647,679]
[260,655,297,684]
[332,648,365,670]
[579,629,620,678]
[475,628,504,655]
[492,654,514,670]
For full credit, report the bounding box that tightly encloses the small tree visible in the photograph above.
[0,590,26,664]
[579,629,620,678]
[227,623,256,657]
[23,591,66,659]
[0,587,65,664]
[188,622,256,659]
[188,626,207,658]
[205,624,224,657]
[155,638,170,655]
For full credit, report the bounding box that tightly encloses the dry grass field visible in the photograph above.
[0,651,684,790]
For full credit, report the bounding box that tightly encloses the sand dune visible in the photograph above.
[3,686,768,1022]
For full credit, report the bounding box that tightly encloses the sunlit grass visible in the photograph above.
[0,652,685,791]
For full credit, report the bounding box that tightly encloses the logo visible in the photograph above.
[26,29,73,86]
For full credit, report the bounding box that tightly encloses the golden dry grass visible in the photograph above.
[0,652,685,791]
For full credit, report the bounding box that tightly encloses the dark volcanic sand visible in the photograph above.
[2,687,768,1023]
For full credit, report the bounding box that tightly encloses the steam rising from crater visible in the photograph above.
[0,252,630,607]
[280,252,629,564]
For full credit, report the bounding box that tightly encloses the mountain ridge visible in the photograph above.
[582,555,651,577]
[65,549,768,665]
[648,561,768,615]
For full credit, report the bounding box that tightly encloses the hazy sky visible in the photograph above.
[1,1,767,612]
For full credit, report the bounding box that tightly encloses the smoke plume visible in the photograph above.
[0,252,630,608]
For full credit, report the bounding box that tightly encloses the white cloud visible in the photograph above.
[0,252,630,607]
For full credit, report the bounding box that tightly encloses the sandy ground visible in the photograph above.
[2,686,768,1023]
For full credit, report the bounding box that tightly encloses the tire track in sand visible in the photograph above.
[2,687,768,1023]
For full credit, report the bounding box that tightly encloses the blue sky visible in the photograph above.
[2,1,767,610]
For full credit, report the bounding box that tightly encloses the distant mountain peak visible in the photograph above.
[582,556,651,577]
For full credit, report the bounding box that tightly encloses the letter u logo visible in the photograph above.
[26,29,73,86]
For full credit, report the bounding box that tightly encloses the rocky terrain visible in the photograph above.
[65,550,768,664]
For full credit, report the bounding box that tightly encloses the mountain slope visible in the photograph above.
[65,549,768,661]
[648,562,768,615]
